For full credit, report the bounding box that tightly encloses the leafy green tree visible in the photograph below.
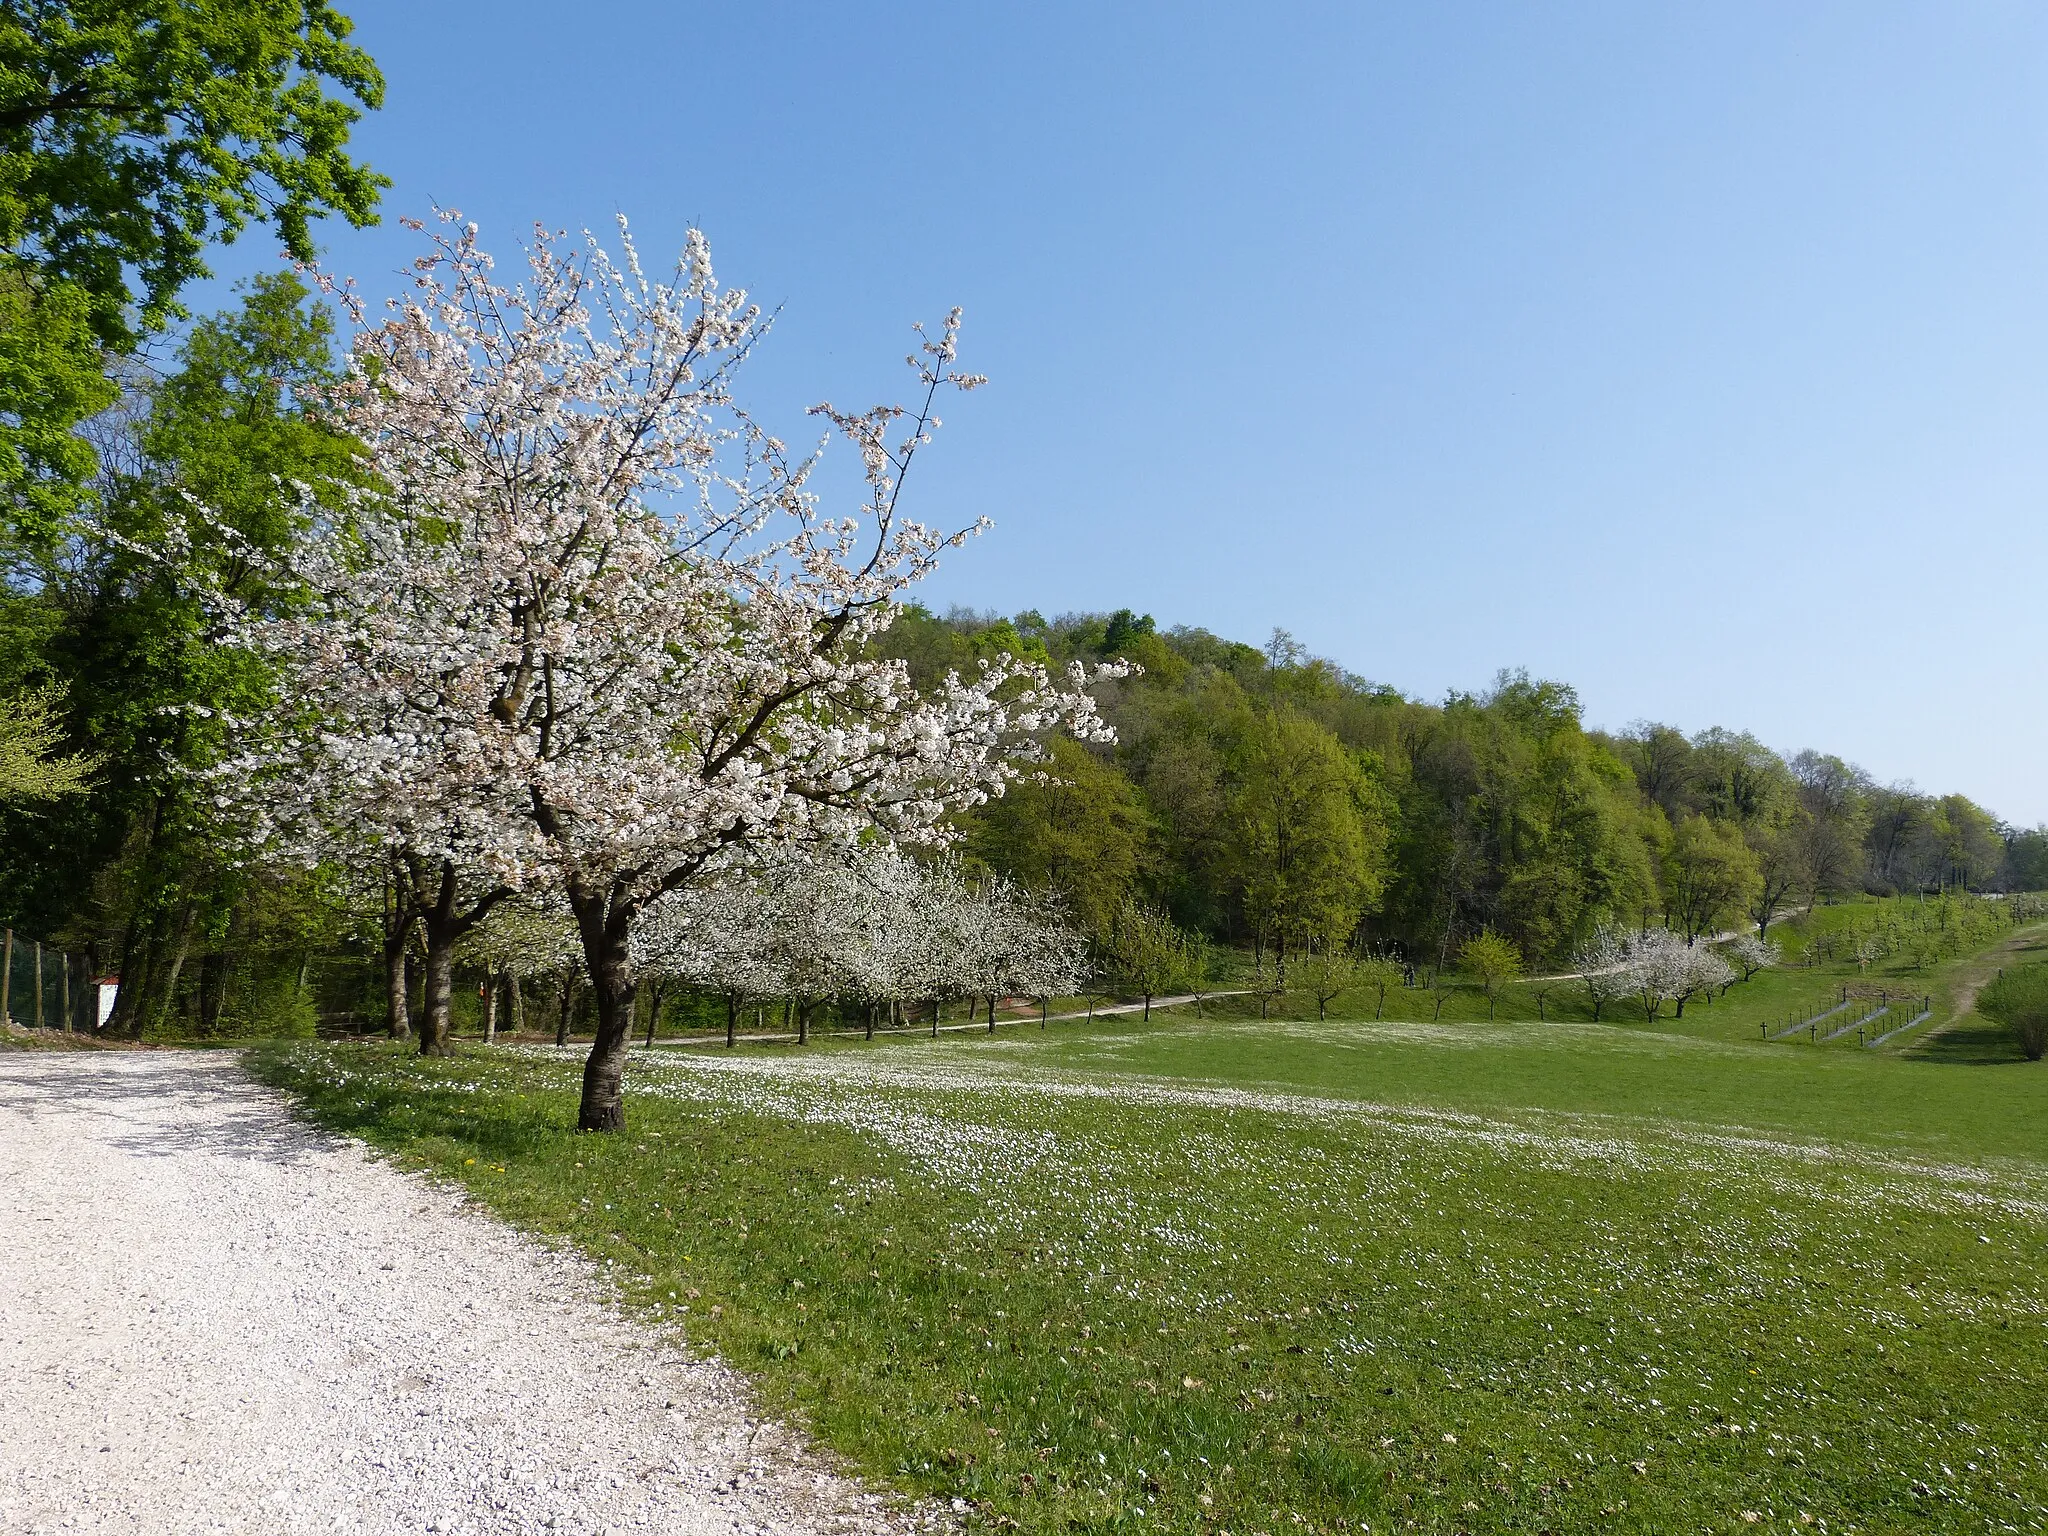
[2004,826,2048,893]
[1978,963,2048,1061]
[1789,749,1868,903]
[1106,895,1194,1021]
[1744,816,1801,939]
[1293,932,1356,1020]
[1659,813,1759,942]
[1458,928,1520,1019]
[0,262,114,546]
[2,275,349,1029]
[968,735,1149,938]
[1223,704,1390,962]
[1930,794,2002,891]
[1687,729,1789,826]
[1618,720,1693,821]
[0,0,386,344]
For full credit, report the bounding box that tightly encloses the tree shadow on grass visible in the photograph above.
[1914,1015,2029,1066]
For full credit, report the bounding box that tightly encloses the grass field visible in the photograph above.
[254,926,2048,1536]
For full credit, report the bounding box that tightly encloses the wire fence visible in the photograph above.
[1,929,102,1033]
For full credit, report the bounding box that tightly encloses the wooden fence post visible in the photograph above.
[33,940,42,1029]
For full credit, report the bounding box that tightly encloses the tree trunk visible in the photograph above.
[385,940,411,1039]
[417,935,455,1056]
[1143,991,1152,1022]
[153,903,198,1036]
[556,976,573,1047]
[987,994,997,1034]
[483,964,498,1043]
[726,992,738,1048]
[574,925,636,1133]
[797,999,810,1045]
[509,972,525,1034]
[198,950,226,1034]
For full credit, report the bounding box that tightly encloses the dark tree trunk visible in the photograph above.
[555,977,573,1047]
[574,934,636,1132]
[385,941,411,1039]
[103,913,140,1035]
[198,950,226,1034]
[417,936,455,1056]
[643,981,664,1047]
[725,992,738,1048]
[399,856,510,1056]
[509,972,525,1035]
[153,903,199,1035]
[987,994,998,1034]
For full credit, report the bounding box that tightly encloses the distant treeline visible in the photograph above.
[883,606,2044,970]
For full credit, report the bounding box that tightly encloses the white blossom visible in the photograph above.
[212,213,1118,1126]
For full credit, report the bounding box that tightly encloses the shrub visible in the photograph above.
[1978,965,2048,1061]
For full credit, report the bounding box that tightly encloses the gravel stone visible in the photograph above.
[0,1051,938,1535]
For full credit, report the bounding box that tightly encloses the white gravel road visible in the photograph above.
[0,1050,932,1536]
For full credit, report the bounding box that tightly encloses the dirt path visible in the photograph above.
[0,1052,932,1536]
[1913,921,2048,1052]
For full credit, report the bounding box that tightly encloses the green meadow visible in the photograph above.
[254,919,2048,1536]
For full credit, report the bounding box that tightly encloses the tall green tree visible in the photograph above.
[1,274,351,1027]
[968,735,1149,938]
[1223,704,1391,958]
[0,0,386,345]
[1660,813,1759,942]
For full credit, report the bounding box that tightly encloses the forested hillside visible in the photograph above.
[884,605,2046,970]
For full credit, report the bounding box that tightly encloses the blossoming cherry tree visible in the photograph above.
[229,213,1116,1128]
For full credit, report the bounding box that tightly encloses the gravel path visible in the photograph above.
[0,1051,932,1536]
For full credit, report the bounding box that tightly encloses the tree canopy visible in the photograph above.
[0,0,385,344]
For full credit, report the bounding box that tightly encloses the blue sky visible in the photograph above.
[198,2,2048,822]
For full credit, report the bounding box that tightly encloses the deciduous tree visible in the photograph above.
[216,215,1116,1128]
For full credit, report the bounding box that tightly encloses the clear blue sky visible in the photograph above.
[199,1,2048,823]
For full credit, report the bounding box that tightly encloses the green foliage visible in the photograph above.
[1105,894,1195,1007]
[0,681,95,800]
[1221,702,1390,950]
[1660,813,1759,941]
[967,737,1148,938]
[1979,963,2048,1061]
[0,261,115,546]
[1458,928,1521,1017]
[0,275,348,1029]
[0,0,386,344]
